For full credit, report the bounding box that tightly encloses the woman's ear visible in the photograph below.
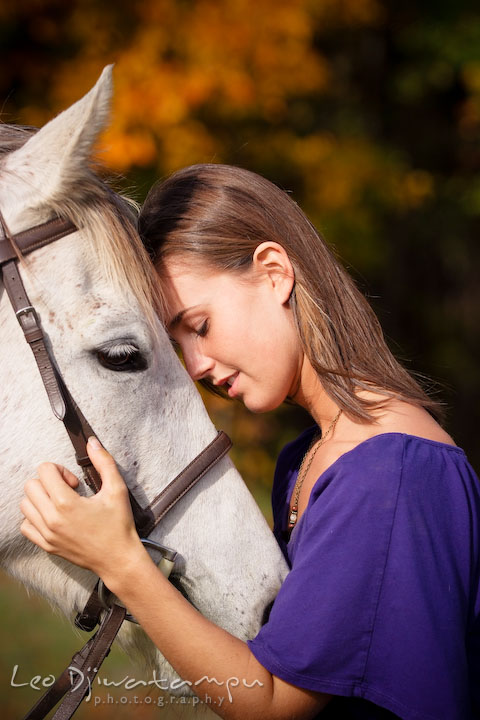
[252,242,295,305]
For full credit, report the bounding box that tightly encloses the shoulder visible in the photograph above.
[294,433,479,550]
[308,432,476,506]
[295,434,480,570]
[252,433,480,718]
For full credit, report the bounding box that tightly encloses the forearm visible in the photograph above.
[20,445,328,719]
[104,549,325,720]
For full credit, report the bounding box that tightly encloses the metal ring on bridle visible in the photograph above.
[97,538,178,623]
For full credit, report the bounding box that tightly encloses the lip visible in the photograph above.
[215,372,239,396]
[227,372,240,398]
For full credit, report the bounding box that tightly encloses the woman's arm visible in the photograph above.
[20,438,331,720]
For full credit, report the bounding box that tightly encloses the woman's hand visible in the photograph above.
[20,438,146,580]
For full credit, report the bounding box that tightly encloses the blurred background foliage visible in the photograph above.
[1,0,479,714]
[1,0,479,491]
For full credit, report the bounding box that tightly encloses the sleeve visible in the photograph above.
[248,437,476,720]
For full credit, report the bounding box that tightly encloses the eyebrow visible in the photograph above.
[168,305,200,329]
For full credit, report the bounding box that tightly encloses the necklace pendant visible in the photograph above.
[288,507,298,530]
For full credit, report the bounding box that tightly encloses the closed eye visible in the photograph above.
[195,320,209,338]
[95,341,148,372]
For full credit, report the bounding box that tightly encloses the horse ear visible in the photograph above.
[5,65,114,208]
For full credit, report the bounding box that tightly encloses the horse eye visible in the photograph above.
[96,344,147,372]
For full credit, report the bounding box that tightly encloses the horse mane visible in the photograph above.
[0,123,165,332]
[0,124,38,155]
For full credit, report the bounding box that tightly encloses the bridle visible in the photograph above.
[0,209,232,720]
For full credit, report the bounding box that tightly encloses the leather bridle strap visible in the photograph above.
[0,217,75,420]
[22,604,126,720]
[135,428,233,536]
[0,213,153,526]
[1,210,233,720]
[0,210,232,518]
[22,430,233,720]
[0,216,77,263]
[73,428,232,632]
[0,212,231,532]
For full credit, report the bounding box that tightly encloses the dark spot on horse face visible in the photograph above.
[90,295,106,311]
[133,460,138,467]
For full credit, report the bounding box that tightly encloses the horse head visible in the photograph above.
[0,66,288,687]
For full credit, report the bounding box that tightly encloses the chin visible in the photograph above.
[244,394,286,414]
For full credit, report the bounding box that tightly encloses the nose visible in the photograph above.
[183,346,214,382]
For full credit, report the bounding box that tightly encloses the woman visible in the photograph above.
[20,164,480,719]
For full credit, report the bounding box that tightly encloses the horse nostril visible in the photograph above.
[261,600,274,626]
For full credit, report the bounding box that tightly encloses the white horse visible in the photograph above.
[0,66,288,695]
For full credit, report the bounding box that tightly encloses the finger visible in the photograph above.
[23,477,57,522]
[20,495,52,539]
[20,518,53,553]
[36,462,79,504]
[59,465,80,489]
[87,437,126,494]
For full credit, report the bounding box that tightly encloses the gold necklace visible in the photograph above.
[287,409,342,533]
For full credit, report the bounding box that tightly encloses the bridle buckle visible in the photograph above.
[15,305,39,324]
[97,538,177,624]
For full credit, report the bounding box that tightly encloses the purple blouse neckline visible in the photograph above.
[283,431,465,546]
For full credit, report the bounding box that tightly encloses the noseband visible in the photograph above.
[0,210,232,720]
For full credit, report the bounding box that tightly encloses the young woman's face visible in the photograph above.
[161,254,303,413]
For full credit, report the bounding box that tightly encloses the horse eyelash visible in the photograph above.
[99,342,139,357]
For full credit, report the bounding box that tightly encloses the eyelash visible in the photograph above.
[196,320,209,338]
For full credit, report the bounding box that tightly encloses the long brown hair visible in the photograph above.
[139,163,442,423]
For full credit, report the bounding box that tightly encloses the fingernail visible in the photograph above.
[88,436,102,450]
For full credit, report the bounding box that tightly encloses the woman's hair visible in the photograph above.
[139,163,443,423]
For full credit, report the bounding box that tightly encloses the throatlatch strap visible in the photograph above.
[22,604,126,720]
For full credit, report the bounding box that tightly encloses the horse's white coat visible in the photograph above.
[0,67,288,682]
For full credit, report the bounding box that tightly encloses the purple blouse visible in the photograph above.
[248,430,480,719]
